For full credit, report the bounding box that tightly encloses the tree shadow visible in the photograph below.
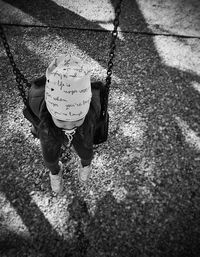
[1,0,200,256]
[89,191,200,257]
[3,0,102,29]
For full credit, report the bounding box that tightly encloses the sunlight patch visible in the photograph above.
[138,157,156,179]
[98,23,125,40]
[175,116,200,151]
[30,191,73,238]
[153,36,200,76]
[112,186,128,203]
[136,0,200,37]
[24,32,122,83]
[192,81,200,94]
[54,0,124,39]
[120,120,145,142]
[93,154,109,169]
[138,185,153,204]
[0,192,30,237]
[55,0,114,24]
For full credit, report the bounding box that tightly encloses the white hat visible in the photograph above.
[45,55,92,121]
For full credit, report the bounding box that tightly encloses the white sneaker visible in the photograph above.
[78,165,91,183]
[49,161,64,194]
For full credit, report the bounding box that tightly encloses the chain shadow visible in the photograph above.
[67,192,140,257]
[69,190,200,257]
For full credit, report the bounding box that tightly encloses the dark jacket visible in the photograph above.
[27,76,102,161]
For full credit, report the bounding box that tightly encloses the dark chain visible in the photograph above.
[0,25,31,106]
[106,0,122,89]
[103,0,122,115]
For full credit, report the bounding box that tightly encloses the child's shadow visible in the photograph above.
[0,132,87,257]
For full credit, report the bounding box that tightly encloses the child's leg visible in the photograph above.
[72,140,93,167]
[40,139,62,174]
[39,132,64,193]
[39,128,62,173]
[72,140,93,182]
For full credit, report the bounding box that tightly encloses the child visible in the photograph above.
[28,55,101,194]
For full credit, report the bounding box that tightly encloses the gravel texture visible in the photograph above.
[1,1,200,257]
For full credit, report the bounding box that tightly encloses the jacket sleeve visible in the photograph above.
[28,76,46,118]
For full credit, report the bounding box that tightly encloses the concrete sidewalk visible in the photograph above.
[1,0,200,36]
[0,1,200,256]
[1,0,200,78]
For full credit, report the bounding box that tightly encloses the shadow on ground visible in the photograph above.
[1,0,200,256]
